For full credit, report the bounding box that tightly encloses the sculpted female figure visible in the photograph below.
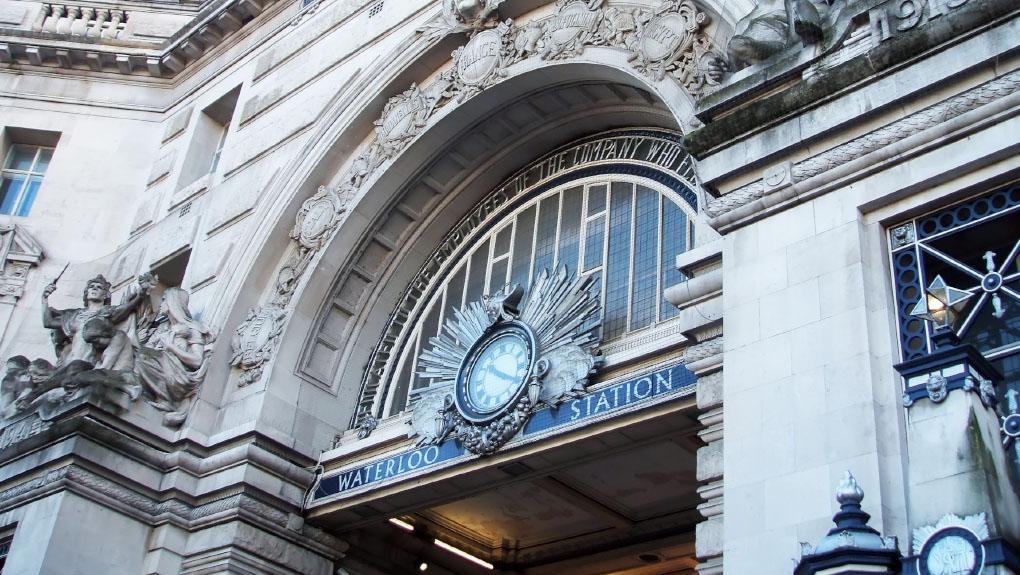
[134,288,215,427]
[41,274,154,366]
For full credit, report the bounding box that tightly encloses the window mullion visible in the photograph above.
[625,183,637,332]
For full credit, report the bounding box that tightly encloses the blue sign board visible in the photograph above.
[312,363,695,501]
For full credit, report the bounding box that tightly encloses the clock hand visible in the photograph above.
[488,366,519,382]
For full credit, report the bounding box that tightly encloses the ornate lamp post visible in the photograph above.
[894,276,1020,572]
[897,275,1000,407]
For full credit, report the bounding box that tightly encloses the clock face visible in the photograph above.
[456,324,536,422]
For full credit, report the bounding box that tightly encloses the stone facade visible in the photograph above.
[0,0,1017,573]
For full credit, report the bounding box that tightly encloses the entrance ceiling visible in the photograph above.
[317,400,701,575]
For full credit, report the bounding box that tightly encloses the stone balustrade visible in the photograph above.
[32,4,127,39]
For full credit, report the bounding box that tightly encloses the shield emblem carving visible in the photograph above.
[457,28,504,86]
[541,0,603,60]
[639,12,695,63]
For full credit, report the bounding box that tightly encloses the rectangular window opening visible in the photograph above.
[0,127,60,217]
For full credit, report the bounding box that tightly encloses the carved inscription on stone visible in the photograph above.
[541,0,604,60]
[0,415,50,450]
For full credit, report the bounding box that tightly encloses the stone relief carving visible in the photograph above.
[230,2,724,385]
[726,0,827,70]
[540,0,605,60]
[408,267,601,455]
[230,185,352,387]
[626,0,725,94]
[231,305,287,387]
[1,273,215,428]
[451,20,514,101]
[0,225,43,304]
[420,0,508,39]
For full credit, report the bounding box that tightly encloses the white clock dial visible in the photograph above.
[466,333,530,413]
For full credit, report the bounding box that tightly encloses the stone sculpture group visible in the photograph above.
[0,273,215,428]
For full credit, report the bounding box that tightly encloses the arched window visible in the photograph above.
[380,174,695,414]
[357,130,702,421]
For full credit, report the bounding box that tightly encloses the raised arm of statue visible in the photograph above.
[41,283,70,331]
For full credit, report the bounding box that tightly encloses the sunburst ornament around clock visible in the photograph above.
[411,267,602,455]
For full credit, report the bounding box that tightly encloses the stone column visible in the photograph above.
[666,241,725,575]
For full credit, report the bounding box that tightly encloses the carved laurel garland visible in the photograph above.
[704,67,1020,219]
[230,0,724,386]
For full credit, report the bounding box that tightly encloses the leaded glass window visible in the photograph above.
[385,175,695,415]
[889,181,1020,474]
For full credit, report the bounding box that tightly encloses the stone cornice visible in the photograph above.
[0,403,345,556]
[0,0,286,77]
[0,463,346,557]
[0,401,317,512]
[686,0,1020,156]
[704,66,1020,228]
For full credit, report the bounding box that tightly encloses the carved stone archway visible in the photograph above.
[215,0,730,451]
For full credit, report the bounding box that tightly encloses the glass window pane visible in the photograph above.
[33,148,53,173]
[604,183,633,340]
[493,224,512,257]
[659,198,688,321]
[532,195,560,280]
[488,258,508,294]
[445,265,467,316]
[510,206,536,289]
[392,340,418,411]
[16,176,42,217]
[464,239,491,304]
[581,270,602,333]
[557,186,583,275]
[583,214,605,271]
[6,145,36,171]
[630,186,659,330]
[0,175,26,215]
[587,184,606,215]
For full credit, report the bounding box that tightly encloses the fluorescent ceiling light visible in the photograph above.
[434,538,494,570]
[388,518,414,532]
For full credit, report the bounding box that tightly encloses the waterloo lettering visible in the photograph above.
[313,363,695,501]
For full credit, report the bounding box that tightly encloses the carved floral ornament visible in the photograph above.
[230,0,723,386]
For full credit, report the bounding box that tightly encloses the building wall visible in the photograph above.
[0,0,1016,573]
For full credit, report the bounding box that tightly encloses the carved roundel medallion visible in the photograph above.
[639,12,693,63]
[918,526,984,575]
[546,1,600,51]
[456,28,504,86]
[455,321,537,423]
[377,88,426,144]
[298,197,338,246]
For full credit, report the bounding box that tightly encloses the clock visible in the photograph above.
[455,322,537,423]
